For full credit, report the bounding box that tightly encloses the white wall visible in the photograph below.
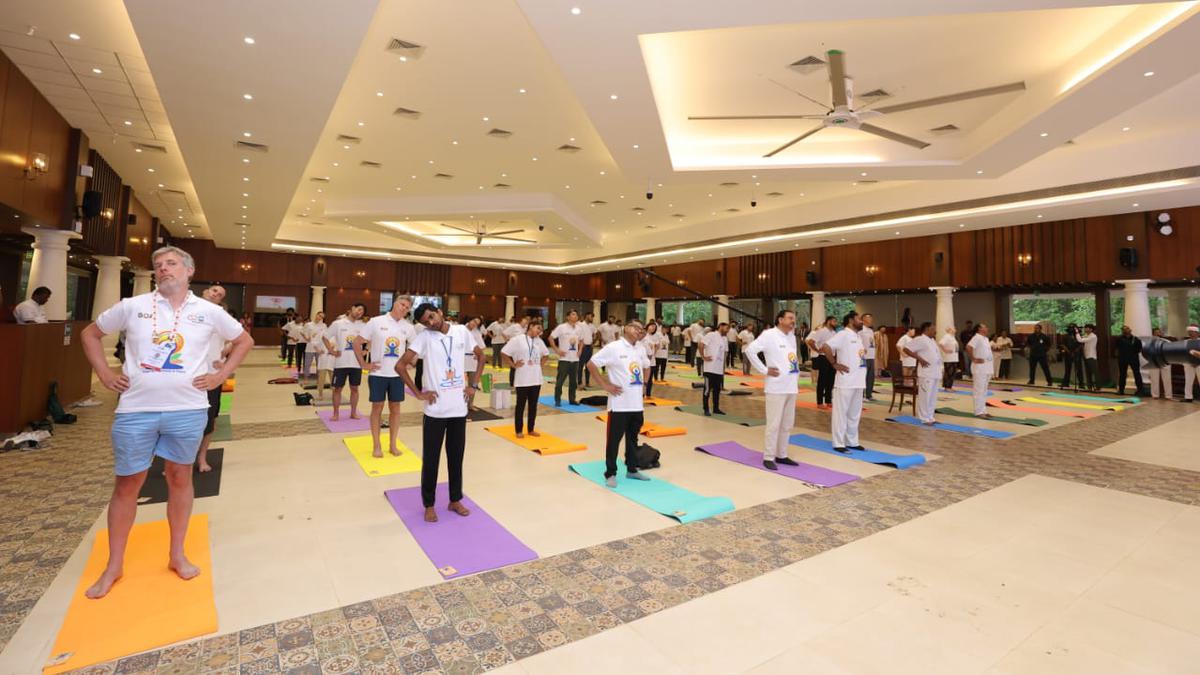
[853,291,996,331]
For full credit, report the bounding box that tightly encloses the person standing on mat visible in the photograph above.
[726,322,740,369]
[313,311,335,401]
[738,322,756,375]
[644,321,668,381]
[549,310,585,407]
[806,315,837,409]
[939,327,960,390]
[639,322,664,396]
[1026,323,1053,386]
[354,295,415,458]
[79,246,253,599]
[1114,325,1144,396]
[896,326,917,378]
[823,312,867,453]
[905,321,942,425]
[587,319,654,488]
[965,323,994,418]
[502,320,549,438]
[1079,324,1099,391]
[323,303,367,421]
[397,303,483,523]
[196,284,229,473]
[292,315,310,378]
[486,316,510,368]
[503,316,527,387]
[688,319,708,377]
[278,308,295,361]
[744,310,803,471]
[577,312,597,388]
[699,322,729,415]
[861,313,877,401]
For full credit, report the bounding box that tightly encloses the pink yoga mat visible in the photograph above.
[384,484,538,578]
[315,409,371,433]
[695,441,859,487]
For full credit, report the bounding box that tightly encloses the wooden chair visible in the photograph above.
[887,360,917,415]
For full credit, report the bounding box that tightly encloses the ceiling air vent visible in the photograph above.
[336,134,362,144]
[929,124,959,135]
[1063,139,1076,146]
[132,142,168,154]
[671,213,686,218]
[309,176,331,183]
[360,160,382,168]
[789,55,826,74]
[857,179,879,184]
[719,182,739,188]
[385,38,426,60]
[589,200,607,206]
[433,172,454,179]
[486,128,513,138]
[631,206,645,212]
[725,208,741,213]
[815,239,832,244]
[859,89,892,102]
[766,191,784,197]
[311,220,324,225]
[644,224,657,229]
[492,183,512,189]
[393,107,422,119]
[557,144,581,153]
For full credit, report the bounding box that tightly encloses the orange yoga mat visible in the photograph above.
[988,399,1096,419]
[595,414,687,437]
[485,425,586,455]
[45,515,217,674]
[643,396,683,406]
[221,378,235,392]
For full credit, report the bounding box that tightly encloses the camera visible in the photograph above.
[1141,337,1200,368]
[645,191,653,200]
[750,199,757,208]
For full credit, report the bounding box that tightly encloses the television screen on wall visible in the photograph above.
[255,295,297,312]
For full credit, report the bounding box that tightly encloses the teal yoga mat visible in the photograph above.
[673,405,765,427]
[537,396,599,414]
[935,407,1047,427]
[1042,391,1141,404]
[568,461,734,523]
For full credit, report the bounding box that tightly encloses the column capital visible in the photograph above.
[94,255,130,268]
[929,286,957,293]
[133,267,153,276]
[310,285,326,290]
[809,290,826,297]
[21,227,81,250]
[1114,279,1154,289]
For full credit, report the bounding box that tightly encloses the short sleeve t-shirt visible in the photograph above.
[409,324,473,418]
[576,321,596,347]
[745,327,801,394]
[896,334,916,367]
[808,326,834,352]
[598,323,620,345]
[967,334,994,372]
[860,326,876,359]
[909,334,944,379]
[464,327,486,371]
[502,335,549,387]
[589,338,650,413]
[502,322,524,341]
[738,329,755,348]
[700,331,728,374]
[360,313,415,378]
[650,332,668,358]
[96,292,244,413]
[326,318,367,369]
[825,328,868,389]
[939,333,959,363]
[550,322,585,362]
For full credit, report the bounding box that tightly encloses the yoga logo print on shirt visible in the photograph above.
[343,335,357,352]
[383,336,402,358]
[142,331,185,372]
[627,360,644,386]
[787,351,800,373]
[858,348,867,368]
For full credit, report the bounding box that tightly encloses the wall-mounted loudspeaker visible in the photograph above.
[1119,247,1138,269]
[934,252,944,264]
[81,190,102,218]
[805,271,818,284]
[127,214,137,225]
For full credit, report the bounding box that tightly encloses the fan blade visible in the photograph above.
[689,114,827,120]
[475,235,483,245]
[763,126,824,158]
[487,236,537,243]
[435,233,477,237]
[827,50,848,108]
[765,77,831,112]
[485,228,525,237]
[858,123,930,150]
[872,81,1025,115]
[439,223,476,234]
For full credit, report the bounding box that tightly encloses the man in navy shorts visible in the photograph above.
[354,295,415,457]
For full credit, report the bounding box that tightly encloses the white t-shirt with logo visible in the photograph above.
[502,335,549,388]
[486,320,509,345]
[967,333,994,374]
[360,313,415,379]
[306,322,328,352]
[589,338,652,413]
[700,331,728,375]
[909,334,944,380]
[550,322,586,362]
[409,324,474,418]
[860,326,876,360]
[96,292,244,414]
[808,326,834,352]
[896,333,916,367]
[646,331,668,358]
[464,327,486,372]
[576,321,596,348]
[744,327,801,394]
[825,328,868,389]
[598,322,620,345]
[326,317,366,369]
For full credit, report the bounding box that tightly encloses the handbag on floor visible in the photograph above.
[635,443,661,469]
[293,392,313,406]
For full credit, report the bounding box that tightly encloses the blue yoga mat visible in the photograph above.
[787,433,926,469]
[886,415,1015,439]
[1043,391,1140,404]
[568,461,734,523]
[538,396,601,414]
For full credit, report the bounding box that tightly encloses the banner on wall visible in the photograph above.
[255,295,297,312]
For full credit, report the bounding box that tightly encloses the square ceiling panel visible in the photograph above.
[6,49,70,72]
[56,43,121,66]
[23,66,81,87]
[85,79,136,97]
[0,31,56,55]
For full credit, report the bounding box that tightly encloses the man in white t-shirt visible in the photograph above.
[699,323,730,416]
[806,316,838,409]
[744,310,804,470]
[905,322,943,424]
[309,311,334,399]
[737,323,756,375]
[598,316,621,347]
[896,327,918,376]
[588,319,654,488]
[80,246,252,599]
[577,313,597,387]
[486,317,510,367]
[1080,324,1100,392]
[822,312,867,452]
[501,316,526,386]
[939,327,960,390]
[860,313,877,401]
[687,319,708,376]
[397,303,484,523]
[726,321,740,368]
[502,321,550,437]
[282,315,304,368]
[322,303,367,421]
[965,323,994,417]
[196,284,229,473]
[548,310,585,406]
[14,286,51,323]
[353,295,415,458]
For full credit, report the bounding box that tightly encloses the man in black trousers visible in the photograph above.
[1114,325,1144,395]
[1025,323,1053,386]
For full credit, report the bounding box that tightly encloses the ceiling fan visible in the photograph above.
[436,222,534,245]
[689,49,1025,157]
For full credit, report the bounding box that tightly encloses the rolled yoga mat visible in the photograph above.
[218,392,232,415]
[384,485,537,579]
[342,434,421,477]
[1042,391,1141,404]
[788,433,926,469]
[485,425,586,455]
[1017,396,1124,411]
[886,415,1015,439]
[674,405,765,427]
[537,396,600,413]
[992,399,1096,419]
[935,407,1047,427]
[695,441,858,487]
[45,515,217,674]
[138,450,224,505]
[316,408,374,433]
[568,460,734,523]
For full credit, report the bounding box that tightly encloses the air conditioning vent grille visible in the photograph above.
[360,160,382,168]
[433,173,454,179]
[393,107,422,119]
[557,144,581,153]
[336,134,362,144]
[486,128,513,138]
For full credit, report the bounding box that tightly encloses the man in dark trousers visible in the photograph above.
[957,320,975,380]
[1026,323,1053,386]
[1114,325,1144,395]
[1059,324,1086,390]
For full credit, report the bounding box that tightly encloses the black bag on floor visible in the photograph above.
[293,392,313,406]
[579,395,608,406]
[636,443,661,469]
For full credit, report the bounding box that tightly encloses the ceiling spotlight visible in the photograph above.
[343,145,350,149]
[1039,132,1048,137]
[571,6,581,14]
[609,94,618,100]
[1121,126,1131,132]
[243,131,252,137]
[376,91,384,97]
[518,88,526,94]
[632,144,639,149]
[91,68,102,74]
[242,177,250,181]
[482,116,489,121]
[135,148,142,153]
[123,120,132,126]
[242,192,249,197]
[357,121,364,127]
[1132,202,1139,207]
[976,170,984,175]
[1143,71,1155,77]
[68,33,81,40]
[241,158,250,163]
[147,168,155,173]
[958,223,965,228]
[243,36,255,45]
[157,183,164,188]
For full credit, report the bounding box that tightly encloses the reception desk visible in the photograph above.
[0,321,92,434]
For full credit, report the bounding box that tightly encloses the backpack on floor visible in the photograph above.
[579,395,608,406]
[293,392,313,406]
[636,443,661,469]
[47,382,77,425]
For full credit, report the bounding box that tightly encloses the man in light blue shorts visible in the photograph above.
[80,246,253,599]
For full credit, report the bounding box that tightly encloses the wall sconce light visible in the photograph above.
[1016,253,1033,266]
[101,207,115,221]
[354,270,366,278]
[552,283,563,290]
[475,278,486,285]
[756,272,769,281]
[864,265,879,277]
[127,236,140,243]
[239,263,253,272]
[24,152,49,179]
[614,284,622,290]
[676,279,686,286]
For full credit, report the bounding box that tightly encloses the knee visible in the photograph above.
[164,465,192,488]
[112,473,146,498]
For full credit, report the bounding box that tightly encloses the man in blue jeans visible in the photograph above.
[80,246,253,599]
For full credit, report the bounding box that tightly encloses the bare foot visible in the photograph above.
[330,414,340,421]
[197,462,212,473]
[424,507,438,522]
[85,568,122,599]
[528,430,541,437]
[515,432,525,439]
[389,447,402,457]
[372,448,384,459]
[349,413,361,420]
[169,556,201,581]
[448,501,471,517]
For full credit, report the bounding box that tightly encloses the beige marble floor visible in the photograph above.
[1089,407,1200,472]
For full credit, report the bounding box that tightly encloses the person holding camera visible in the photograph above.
[1059,324,1086,390]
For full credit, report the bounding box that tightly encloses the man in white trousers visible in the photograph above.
[821,312,867,452]
[965,323,994,417]
[743,310,803,471]
[1183,325,1199,402]
[905,322,942,425]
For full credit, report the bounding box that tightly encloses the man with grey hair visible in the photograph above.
[80,246,253,598]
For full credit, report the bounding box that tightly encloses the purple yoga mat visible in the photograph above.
[315,409,372,433]
[384,484,538,578]
[695,441,858,487]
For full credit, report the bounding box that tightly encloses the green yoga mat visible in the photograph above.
[219,392,232,415]
[673,405,765,427]
[568,461,733,523]
[935,407,1047,427]
[211,414,233,441]
[676,373,703,380]
[1043,391,1141,404]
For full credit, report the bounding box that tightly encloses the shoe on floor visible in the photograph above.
[833,447,850,453]
[605,476,617,488]
[776,457,799,466]
[762,460,778,471]
[702,410,711,416]
[712,409,725,415]
[848,445,865,451]
[625,471,650,481]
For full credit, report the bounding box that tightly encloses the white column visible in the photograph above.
[1117,279,1153,337]
[931,286,957,335]
[92,255,128,361]
[131,268,154,296]
[22,227,82,320]
[644,297,656,321]
[1166,288,1190,337]
[504,295,516,319]
[715,294,729,324]
[592,298,603,321]
[310,285,326,320]
[810,291,826,327]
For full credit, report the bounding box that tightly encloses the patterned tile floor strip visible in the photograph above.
[2,383,1197,673]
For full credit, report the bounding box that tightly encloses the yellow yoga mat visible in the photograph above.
[644,397,683,406]
[342,435,422,477]
[45,515,217,674]
[595,414,687,438]
[1017,397,1124,411]
[485,425,586,455]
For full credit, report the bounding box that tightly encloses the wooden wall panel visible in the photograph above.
[79,150,123,254]
[449,266,505,295]
[738,252,790,297]
[459,294,505,321]
[0,58,34,222]
[1146,206,1200,280]
[395,262,450,294]
[647,260,724,298]
[24,95,72,227]
[604,270,638,300]
[125,195,154,269]
[789,248,823,293]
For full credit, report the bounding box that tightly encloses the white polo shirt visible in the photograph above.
[325,317,366,369]
[908,334,944,380]
[550,322,586,362]
[939,333,959,363]
[744,327,801,394]
[360,313,416,378]
[576,321,596,348]
[700,331,728,375]
[502,334,549,387]
[738,328,755,349]
[589,338,652,413]
[96,292,244,413]
[808,326,834,352]
[502,322,525,341]
[306,322,328,351]
[896,333,916,367]
[967,333,994,374]
[464,326,486,372]
[486,320,509,345]
[825,328,867,389]
[14,299,48,324]
[409,323,474,418]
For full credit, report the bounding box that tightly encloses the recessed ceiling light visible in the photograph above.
[242,192,249,197]
[501,172,507,177]
[241,205,248,209]
[518,88,526,94]
[242,158,250,163]
[147,168,155,173]
[1121,126,1131,132]
[399,56,408,62]
[570,7,581,15]
[123,120,132,126]
[316,188,322,193]
[609,94,618,100]
[242,131,252,138]
[68,33,81,40]
[632,144,639,149]
[427,159,434,164]
[134,148,142,153]
[1039,132,1048,137]
[243,36,255,45]
[242,93,253,100]
[1036,214,1043,218]
[242,177,249,181]
[564,185,571,189]
[332,162,339,167]
[976,170,984,175]
[599,170,606,175]
[157,183,164,188]
[860,172,868,177]
[376,91,384,97]
[531,156,538,161]
[451,140,458,145]
[482,116,489,121]
[343,145,350,149]
[394,186,402,191]
[91,68,102,74]
[357,121,364,127]
[1143,71,1155,77]
[958,223,965,228]
[1132,202,1139,207]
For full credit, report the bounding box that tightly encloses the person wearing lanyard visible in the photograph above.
[79,246,253,599]
[502,321,550,437]
[353,295,415,458]
[397,303,484,523]
[549,310,584,407]
[821,312,867,453]
[587,319,654,488]
[743,310,804,470]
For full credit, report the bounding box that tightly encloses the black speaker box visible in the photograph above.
[1119,247,1138,269]
[127,214,137,225]
[81,190,102,218]
[805,271,818,284]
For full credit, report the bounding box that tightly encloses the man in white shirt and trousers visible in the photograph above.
[486,317,510,367]
[965,323,994,418]
[14,286,51,323]
[588,320,655,488]
[699,323,729,415]
[860,313,877,401]
[821,312,867,453]
[905,322,943,425]
[744,310,804,471]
